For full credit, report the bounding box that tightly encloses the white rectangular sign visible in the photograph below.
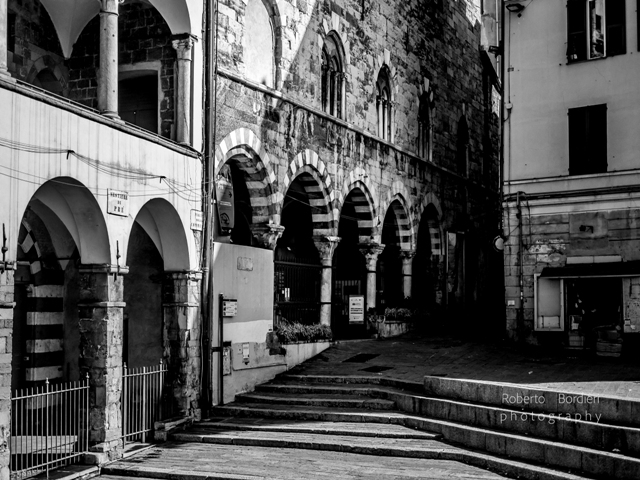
[349,295,365,324]
[107,190,129,217]
[222,299,238,317]
[190,210,203,231]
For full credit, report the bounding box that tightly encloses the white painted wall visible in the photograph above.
[0,87,202,271]
[505,0,640,184]
[211,242,275,344]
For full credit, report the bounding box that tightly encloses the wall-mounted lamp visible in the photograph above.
[505,0,527,14]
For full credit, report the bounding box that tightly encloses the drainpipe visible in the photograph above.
[516,191,524,340]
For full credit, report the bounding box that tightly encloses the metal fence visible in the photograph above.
[121,361,170,445]
[10,377,90,480]
[274,260,321,326]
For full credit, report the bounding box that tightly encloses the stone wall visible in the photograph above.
[216,0,498,186]
[504,206,640,343]
[0,270,13,480]
[214,0,503,327]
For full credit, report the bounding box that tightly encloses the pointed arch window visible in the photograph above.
[321,34,345,119]
[456,115,470,176]
[418,92,433,161]
[376,68,393,141]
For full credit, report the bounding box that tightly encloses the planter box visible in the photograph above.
[374,318,413,339]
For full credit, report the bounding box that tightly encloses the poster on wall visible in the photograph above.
[349,295,365,324]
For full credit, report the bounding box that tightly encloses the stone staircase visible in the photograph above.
[163,373,640,479]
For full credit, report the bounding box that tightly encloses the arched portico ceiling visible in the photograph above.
[382,197,413,252]
[40,0,100,59]
[30,177,111,265]
[132,198,190,272]
[41,0,200,59]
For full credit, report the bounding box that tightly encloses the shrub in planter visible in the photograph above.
[274,320,333,344]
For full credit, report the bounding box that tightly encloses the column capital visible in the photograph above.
[359,242,385,271]
[251,223,285,250]
[172,36,196,61]
[97,0,123,15]
[313,236,341,265]
[400,249,417,261]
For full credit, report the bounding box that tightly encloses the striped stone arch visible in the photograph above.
[215,128,280,225]
[417,192,443,258]
[337,167,379,243]
[281,149,336,236]
[379,181,415,251]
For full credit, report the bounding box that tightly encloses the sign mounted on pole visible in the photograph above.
[348,295,365,324]
[190,210,203,231]
[107,190,129,217]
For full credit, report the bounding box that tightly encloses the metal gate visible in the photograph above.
[331,278,364,338]
[10,377,90,479]
[121,361,172,445]
[274,258,321,326]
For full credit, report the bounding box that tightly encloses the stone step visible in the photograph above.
[211,403,640,479]
[423,376,640,429]
[235,392,396,410]
[195,417,441,439]
[99,441,589,480]
[259,382,640,456]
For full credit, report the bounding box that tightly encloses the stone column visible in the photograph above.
[389,100,396,142]
[0,266,14,480]
[359,243,384,313]
[162,271,202,419]
[250,223,285,250]
[172,36,195,145]
[0,0,9,77]
[313,236,340,327]
[376,96,382,137]
[77,265,125,452]
[400,250,416,300]
[98,0,120,118]
[338,72,346,119]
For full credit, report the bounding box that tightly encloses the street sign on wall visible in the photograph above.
[107,190,129,217]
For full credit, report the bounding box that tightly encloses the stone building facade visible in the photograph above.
[208,0,502,404]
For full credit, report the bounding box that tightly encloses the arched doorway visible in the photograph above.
[275,173,325,325]
[332,187,373,338]
[122,199,191,441]
[413,205,442,313]
[10,178,111,474]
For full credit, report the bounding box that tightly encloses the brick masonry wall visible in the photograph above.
[8,0,176,139]
[503,206,640,343]
[214,0,503,323]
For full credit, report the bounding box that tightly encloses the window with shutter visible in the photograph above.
[567,0,626,61]
[568,104,607,176]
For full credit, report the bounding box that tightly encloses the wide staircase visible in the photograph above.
[146,373,640,480]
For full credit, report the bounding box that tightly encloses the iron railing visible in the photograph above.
[10,376,90,480]
[121,361,170,445]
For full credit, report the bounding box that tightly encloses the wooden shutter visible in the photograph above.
[606,0,626,56]
[587,104,608,174]
[567,0,587,61]
[568,107,588,175]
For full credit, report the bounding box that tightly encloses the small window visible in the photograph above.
[321,35,345,119]
[456,115,469,176]
[568,104,607,175]
[376,68,392,141]
[119,74,159,133]
[418,93,431,160]
[567,0,626,62]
